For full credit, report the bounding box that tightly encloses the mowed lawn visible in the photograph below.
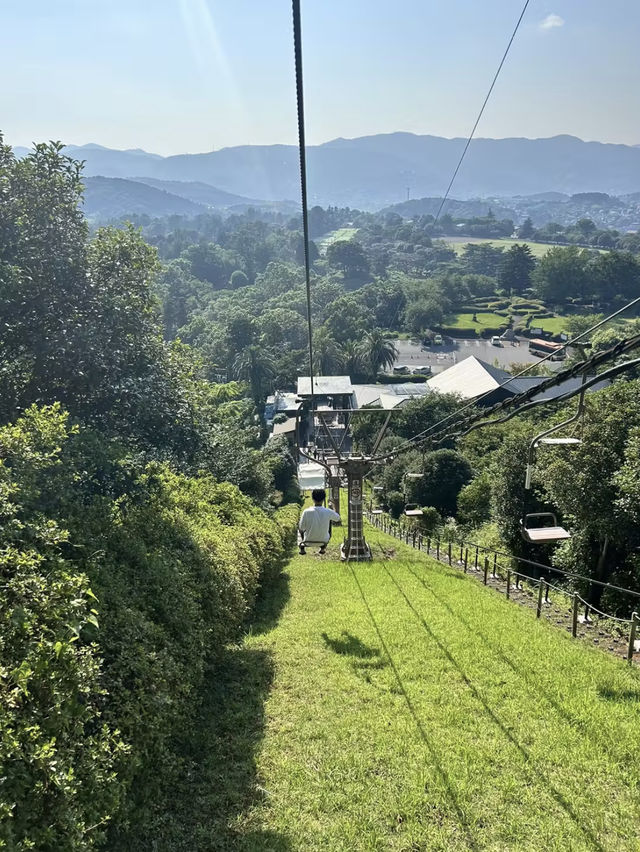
[444,236,558,259]
[217,525,640,852]
[316,227,359,254]
[444,311,507,331]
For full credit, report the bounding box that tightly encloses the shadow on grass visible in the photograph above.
[598,685,640,702]
[110,572,292,852]
[405,563,639,764]
[322,630,380,659]
[383,563,606,852]
[348,566,481,852]
[322,630,387,676]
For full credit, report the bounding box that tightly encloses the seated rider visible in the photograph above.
[298,488,341,555]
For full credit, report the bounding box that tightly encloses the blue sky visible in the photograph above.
[2,0,639,155]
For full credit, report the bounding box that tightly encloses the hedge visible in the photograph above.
[0,406,299,850]
[438,326,478,338]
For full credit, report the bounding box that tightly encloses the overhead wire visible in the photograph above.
[378,0,532,333]
[379,332,640,458]
[432,0,532,227]
[371,296,640,462]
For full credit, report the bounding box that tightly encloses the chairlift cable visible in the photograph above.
[292,0,317,434]
[416,338,640,452]
[432,0,531,227]
[373,295,640,462]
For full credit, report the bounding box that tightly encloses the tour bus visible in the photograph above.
[528,338,566,360]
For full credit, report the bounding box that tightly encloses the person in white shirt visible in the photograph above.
[298,488,341,555]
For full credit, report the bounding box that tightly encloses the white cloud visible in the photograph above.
[540,13,565,30]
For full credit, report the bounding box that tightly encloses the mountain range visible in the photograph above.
[14,133,640,211]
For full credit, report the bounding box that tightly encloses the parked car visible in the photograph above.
[393,365,409,374]
[490,336,502,346]
[433,334,443,345]
[412,366,432,375]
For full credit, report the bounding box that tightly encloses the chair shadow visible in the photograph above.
[322,630,387,674]
[108,571,292,851]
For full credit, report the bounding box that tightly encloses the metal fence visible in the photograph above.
[367,511,639,664]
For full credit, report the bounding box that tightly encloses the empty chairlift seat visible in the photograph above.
[404,503,424,517]
[536,438,582,447]
[520,512,571,544]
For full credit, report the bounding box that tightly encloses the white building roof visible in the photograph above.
[351,382,430,409]
[297,376,353,396]
[427,356,510,399]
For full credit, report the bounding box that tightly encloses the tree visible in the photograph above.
[499,244,536,295]
[403,300,444,335]
[460,243,505,277]
[312,327,343,375]
[182,242,241,288]
[576,218,597,239]
[340,340,365,377]
[233,344,276,407]
[326,239,370,279]
[323,296,374,345]
[259,308,307,350]
[518,217,535,239]
[532,246,591,303]
[406,449,472,516]
[358,329,398,378]
[229,269,249,289]
[590,251,640,303]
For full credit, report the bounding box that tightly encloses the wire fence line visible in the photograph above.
[366,512,640,665]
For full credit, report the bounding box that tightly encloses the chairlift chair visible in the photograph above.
[520,513,571,544]
[404,503,424,517]
[522,350,588,536]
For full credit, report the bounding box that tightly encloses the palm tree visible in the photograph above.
[358,329,398,378]
[341,340,364,378]
[233,345,276,407]
[312,327,344,376]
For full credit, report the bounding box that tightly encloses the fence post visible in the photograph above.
[483,556,489,585]
[418,533,423,550]
[460,543,464,562]
[427,537,431,554]
[474,546,479,571]
[493,553,498,578]
[627,612,638,664]
[436,540,440,561]
[572,594,579,638]
[412,530,417,548]
[448,542,452,565]
[544,581,549,603]
[506,570,511,599]
[464,548,468,573]
[536,579,544,618]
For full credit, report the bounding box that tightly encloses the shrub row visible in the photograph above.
[0,406,299,850]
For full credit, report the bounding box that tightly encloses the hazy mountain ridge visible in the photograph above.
[24,132,640,209]
[81,176,206,220]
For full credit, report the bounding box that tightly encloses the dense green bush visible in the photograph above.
[0,406,299,848]
[438,326,478,338]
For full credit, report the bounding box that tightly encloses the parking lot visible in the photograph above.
[390,337,554,375]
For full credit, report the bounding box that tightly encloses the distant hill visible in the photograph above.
[131,177,257,209]
[13,133,640,209]
[383,197,517,220]
[81,176,205,220]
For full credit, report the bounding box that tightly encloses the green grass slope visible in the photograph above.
[144,523,640,851]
